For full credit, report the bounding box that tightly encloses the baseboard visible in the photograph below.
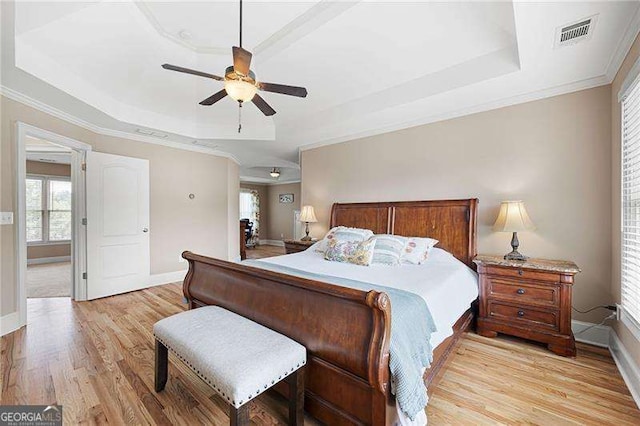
[149,269,188,286]
[572,320,611,348]
[0,311,23,337]
[27,255,71,265]
[259,239,285,247]
[610,330,640,408]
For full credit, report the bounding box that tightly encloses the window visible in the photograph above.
[239,189,260,242]
[239,191,254,220]
[621,71,640,327]
[26,176,72,243]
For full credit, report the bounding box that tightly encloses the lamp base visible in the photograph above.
[301,222,311,241]
[504,231,528,261]
[504,250,528,261]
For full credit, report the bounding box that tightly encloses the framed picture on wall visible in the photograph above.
[279,193,294,203]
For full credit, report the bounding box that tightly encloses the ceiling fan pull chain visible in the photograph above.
[238,101,242,133]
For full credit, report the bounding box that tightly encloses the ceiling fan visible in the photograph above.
[161,0,307,131]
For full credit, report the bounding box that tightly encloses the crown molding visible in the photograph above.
[0,85,241,164]
[240,176,301,185]
[253,0,360,62]
[299,73,610,153]
[605,5,640,82]
[134,1,228,55]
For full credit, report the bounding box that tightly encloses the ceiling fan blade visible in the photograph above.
[258,82,307,98]
[232,46,252,76]
[252,94,276,116]
[162,64,223,81]
[199,90,228,106]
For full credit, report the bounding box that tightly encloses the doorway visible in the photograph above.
[15,123,90,329]
[25,140,73,298]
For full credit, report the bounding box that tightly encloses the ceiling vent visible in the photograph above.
[554,15,598,48]
[136,128,168,139]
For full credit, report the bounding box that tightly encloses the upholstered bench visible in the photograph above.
[153,306,307,425]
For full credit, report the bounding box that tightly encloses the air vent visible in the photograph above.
[135,128,168,139]
[554,15,597,48]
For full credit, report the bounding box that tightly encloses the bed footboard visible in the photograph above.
[182,251,393,425]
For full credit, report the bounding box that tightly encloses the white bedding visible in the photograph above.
[253,245,478,351]
[252,245,478,425]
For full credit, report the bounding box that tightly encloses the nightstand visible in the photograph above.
[473,255,580,357]
[284,239,315,254]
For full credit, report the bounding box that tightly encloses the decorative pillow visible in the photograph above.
[324,237,376,266]
[371,234,407,266]
[400,237,439,265]
[315,226,374,253]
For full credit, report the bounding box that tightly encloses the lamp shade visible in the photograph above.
[493,201,536,232]
[299,205,317,223]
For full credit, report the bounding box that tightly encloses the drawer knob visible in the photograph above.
[518,269,523,276]
[517,310,525,317]
[517,288,526,295]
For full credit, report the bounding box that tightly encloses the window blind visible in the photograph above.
[622,74,640,326]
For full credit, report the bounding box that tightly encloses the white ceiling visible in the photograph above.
[2,1,639,183]
[25,135,72,164]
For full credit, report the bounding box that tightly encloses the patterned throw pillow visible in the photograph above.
[315,226,374,253]
[371,235,407,266]
[324,237,376,266]
[400,237,439,265]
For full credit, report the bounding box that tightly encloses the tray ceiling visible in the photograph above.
[2,1,639,182]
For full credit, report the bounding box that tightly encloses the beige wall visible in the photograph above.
[25,160,72,260]
[1,95,239,316]
[240,183,269,239]
[302,85,612,324]
[611,33,640,363]
[227,162,240,261]
[239,182,301,241]
[27,244,70,260]
[26,160,70,177]
[267,183,301,240]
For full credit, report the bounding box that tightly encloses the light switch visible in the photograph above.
[0,212,13,225]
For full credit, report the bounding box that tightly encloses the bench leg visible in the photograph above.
[230,404,249,426]
[155,340,168,392]
[288,367,305,426]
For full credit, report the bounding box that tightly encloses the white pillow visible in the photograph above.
[371,234,407,266]
[400,237,439,265]
[315,226,374,253]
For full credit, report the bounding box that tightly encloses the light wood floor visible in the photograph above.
[245,244,286,259]
[26,261,71,298]
[1,284,638,425]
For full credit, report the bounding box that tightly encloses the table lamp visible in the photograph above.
[493,200,536,261]
[299,205,317,241]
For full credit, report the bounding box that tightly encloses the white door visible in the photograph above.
[86,151,150,299]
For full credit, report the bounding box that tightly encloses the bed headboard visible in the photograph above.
[330,199,478,267]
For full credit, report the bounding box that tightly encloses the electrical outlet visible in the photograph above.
[280,233,284,238]
[0,212,13,225]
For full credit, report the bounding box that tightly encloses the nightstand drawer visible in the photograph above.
[489,301,559,331]
[484,265,559,283]
[488,278,560,308]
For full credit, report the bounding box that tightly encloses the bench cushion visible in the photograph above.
[153,306,306,408]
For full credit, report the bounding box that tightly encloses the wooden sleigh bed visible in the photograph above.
[182,199,478,425]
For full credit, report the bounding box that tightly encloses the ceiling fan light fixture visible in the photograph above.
[270,168,280,178]
[224,79,257,102]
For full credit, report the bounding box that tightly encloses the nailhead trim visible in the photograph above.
[153,335,307,408]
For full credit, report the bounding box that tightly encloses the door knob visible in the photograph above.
[143,228,149,233]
